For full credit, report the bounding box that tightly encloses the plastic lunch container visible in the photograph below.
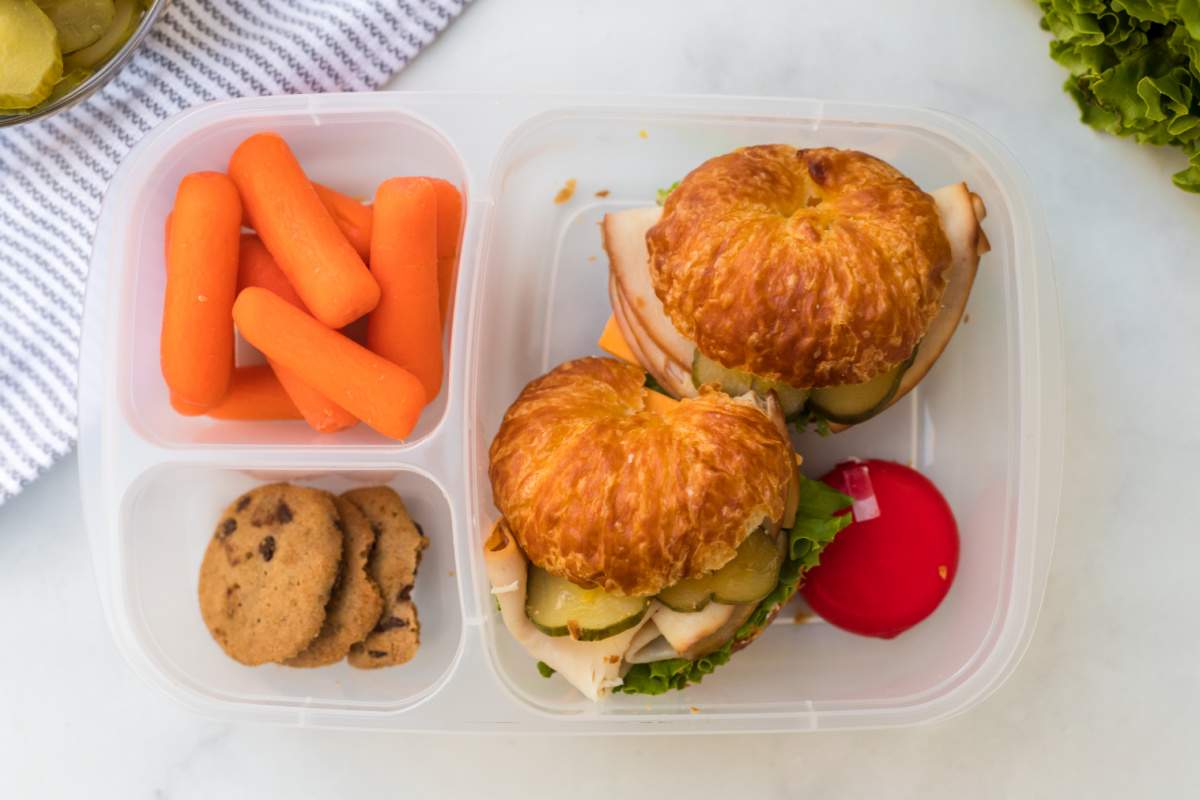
[77,92,1063,733]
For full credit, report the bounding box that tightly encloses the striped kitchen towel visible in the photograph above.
[0,0,467,503]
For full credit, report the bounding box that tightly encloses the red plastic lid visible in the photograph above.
[801,459,958,639]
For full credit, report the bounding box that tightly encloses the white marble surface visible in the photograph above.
[3,0,1198,796]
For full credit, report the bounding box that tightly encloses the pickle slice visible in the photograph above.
[525,567,650,641]
[44,67,92,103]
[63,0,137,71]
[37,0,115,53]
[0,0,63,111]
[656,529,785,612]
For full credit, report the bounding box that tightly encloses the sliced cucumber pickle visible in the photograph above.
[0,0,63,112]
[808,349,917,424]
[657,529,785,612]
[692,350,809,417]
[63,0,137,71]
[525,566,649,641]
[751,375,810,420]
[37,0,115,53]
[692,350,754,395]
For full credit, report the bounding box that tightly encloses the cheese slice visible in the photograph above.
[483,525,657,700]
[598,315,640,366]
[643,387,680,415]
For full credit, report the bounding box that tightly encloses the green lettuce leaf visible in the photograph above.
[656,181,680,206]
[617,476,852,696]
[1038,0,1200,192]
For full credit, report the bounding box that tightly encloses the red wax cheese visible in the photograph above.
[801,460,958,639]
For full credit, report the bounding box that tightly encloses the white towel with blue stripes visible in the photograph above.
[0,0,466,503]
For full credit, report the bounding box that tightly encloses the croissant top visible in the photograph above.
[487,357,794,597]
[647,145,952,388]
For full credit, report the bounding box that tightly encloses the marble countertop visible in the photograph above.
[3,1,1198,796]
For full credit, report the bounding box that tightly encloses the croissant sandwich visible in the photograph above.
[484,357,852,700]
[600,145,990,430]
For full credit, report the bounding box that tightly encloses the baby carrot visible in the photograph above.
[233,287,426,439]
[237,235,358,433]
[239,184,373,262]
[368,177,443,400]
[313,183,373,261]
[237,234,305,306]
[161,171,242,409]
[170,393,208,417]
[205,365,303,421]
[429,178,464,329]
[228,133,379,328]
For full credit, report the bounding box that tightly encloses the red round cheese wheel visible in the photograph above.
[801,459,958,639]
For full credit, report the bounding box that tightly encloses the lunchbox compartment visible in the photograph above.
[470,106,1029,719]
[115,106,469,449]
[117,463,464,715]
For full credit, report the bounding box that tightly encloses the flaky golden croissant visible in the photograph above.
[488,357,794,597]
[648,145,959,388]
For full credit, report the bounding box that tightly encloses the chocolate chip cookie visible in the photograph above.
[341,487,428,669]
[284,496,385,668]
[198,483,342,666]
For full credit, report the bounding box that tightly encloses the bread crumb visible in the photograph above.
[938,565,948,580]
[448,570,456,577]
[689,706,700,714]
[554,179,577,204]
[587,255,597,262]
[638,130,648,139]
[793,610,815,624]
[963,313,971,324]
[595,189,610,198]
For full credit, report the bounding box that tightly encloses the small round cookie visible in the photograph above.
[198,483,342,666]
[341,487,428,669]
[284,496,385,668]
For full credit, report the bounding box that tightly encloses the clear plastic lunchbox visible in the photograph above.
[77,92,1063,733]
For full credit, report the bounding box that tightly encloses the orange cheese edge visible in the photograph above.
[599,316,682,413]
[643,388,680,415]
[598,315,640,366]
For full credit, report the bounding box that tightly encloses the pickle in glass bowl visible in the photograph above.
[0,0,64,111]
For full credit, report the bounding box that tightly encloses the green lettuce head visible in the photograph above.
[1037,0,1200,191]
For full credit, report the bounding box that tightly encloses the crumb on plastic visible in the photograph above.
[638,129,648,139]
[963,313,971,324]
[595,189,610,198]
[554,178,577,204]
[689,706,700,714]
[448,570,456,577]
[793,610,815,624]
[938,564,948,580]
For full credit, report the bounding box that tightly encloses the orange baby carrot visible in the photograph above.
[228,133,379,328]
[161,171,242,409]
[313,183,373,261]
[237,233,305,306]
[429,178,463,329]
[170,393,208,417]
[205,365,303,420]
[237,235,358,433]
[233,287,426,439]
[239,183,373,261]
[368,177,443,401]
